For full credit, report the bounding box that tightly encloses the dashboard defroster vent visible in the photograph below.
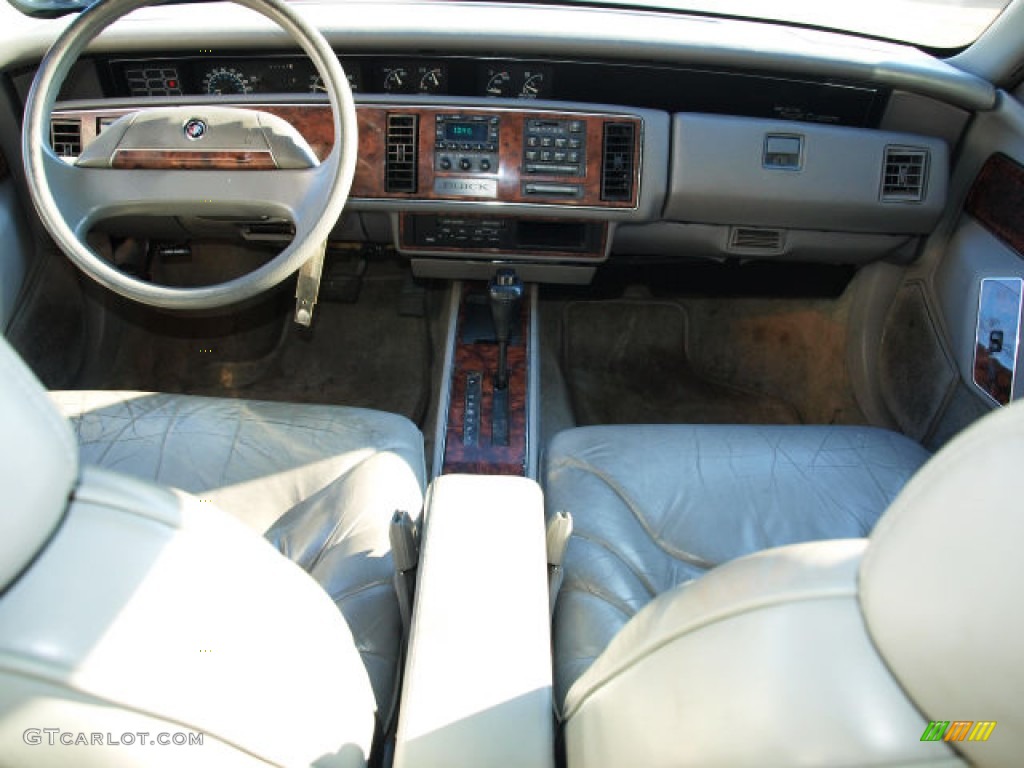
[51,118,82,159]
[881,146,928,202]
[385,114,418,193]
[728,227,785,255]
[601,122,635,202]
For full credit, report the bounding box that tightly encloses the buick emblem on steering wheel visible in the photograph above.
[183,118,207,140]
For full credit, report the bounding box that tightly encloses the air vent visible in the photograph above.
[51,118,82,159]
[728,227,785,254]
[385,114,418,194]
[601,122,635,202]
[881,146,928,202]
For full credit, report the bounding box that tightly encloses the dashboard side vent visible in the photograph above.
[385,114,418,193]
[51,118,82,159]
[728,227,785,255]
[881,146,928,202]
[601,122,635,202]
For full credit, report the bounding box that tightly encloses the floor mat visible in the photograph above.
[563,300,800,425]
[98,273,432,425]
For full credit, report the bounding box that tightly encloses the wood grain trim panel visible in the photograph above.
[966,153,1024,258]
[259,105,334,162]
[110,149,277,170]
[53,104,642,207]
[442,286,529,476]
[351,106,641,207]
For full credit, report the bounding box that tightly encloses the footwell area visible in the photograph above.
[563,301,799,425]
[92,262,433,425]
[559,294,865,428]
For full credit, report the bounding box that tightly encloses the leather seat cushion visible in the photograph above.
[51,390,426,714]
[543,423,930,707]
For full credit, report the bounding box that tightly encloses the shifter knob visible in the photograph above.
[488,269,524,345]
[488,269,523,390]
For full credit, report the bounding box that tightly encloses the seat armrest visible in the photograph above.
[394,475,554,768]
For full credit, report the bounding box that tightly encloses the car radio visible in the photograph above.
[434,113,500,174]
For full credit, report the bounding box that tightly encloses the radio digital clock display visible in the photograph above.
[444,122,489,143]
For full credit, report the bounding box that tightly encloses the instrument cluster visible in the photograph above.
[111,56,553,99]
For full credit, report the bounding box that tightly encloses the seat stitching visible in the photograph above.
[326,577,393,607]
[219,407,247,486]
[553,455,715,569]
[570,530,660,600]
[153,397,185,486]
[559,580,639,621]
[91,398,149,466]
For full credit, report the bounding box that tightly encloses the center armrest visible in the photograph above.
[394,474,554,768]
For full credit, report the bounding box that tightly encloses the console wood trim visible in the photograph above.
[442,284,529,476]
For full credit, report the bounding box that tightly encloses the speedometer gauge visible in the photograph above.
[202,67,252,95]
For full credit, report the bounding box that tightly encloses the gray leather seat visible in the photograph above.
[544,424,930,705]
[546,418,1023,765]
[50,390,425,717]
[0,336,423,766]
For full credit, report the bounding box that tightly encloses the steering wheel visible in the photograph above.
[22,0,357,310]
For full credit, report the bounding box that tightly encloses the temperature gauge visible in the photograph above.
[519,71,546,99]
[485,69,513,97]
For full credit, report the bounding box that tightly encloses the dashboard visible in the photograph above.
[29,19,957,284]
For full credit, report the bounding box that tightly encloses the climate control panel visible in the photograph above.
[435,113,500,174]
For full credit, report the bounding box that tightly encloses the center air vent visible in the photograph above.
[51,118,82,159]
[601,122,635,202]
[385,114,418,194]
[729,227,785,255]
[881,146,928,202]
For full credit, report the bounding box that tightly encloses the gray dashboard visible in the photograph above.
[7,0,972,276]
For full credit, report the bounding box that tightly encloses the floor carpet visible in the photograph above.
[97,268,432,425]
[563,300,801,425]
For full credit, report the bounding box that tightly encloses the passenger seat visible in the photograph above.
[543,424,930,706]
[544,417,1023,765]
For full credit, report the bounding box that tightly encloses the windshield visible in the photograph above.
[5,0,1014,50]
[579,0,1013,50]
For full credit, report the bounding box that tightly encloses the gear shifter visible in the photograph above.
[488,269,524,390]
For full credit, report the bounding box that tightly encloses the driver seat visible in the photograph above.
[0,335,424,766]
